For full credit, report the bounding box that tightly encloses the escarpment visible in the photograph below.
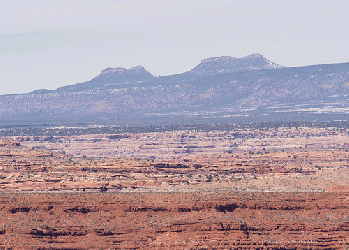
[0,192,348,249]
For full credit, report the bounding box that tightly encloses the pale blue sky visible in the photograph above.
[0,0,348,95]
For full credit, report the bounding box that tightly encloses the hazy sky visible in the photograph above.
[0,0,348,95]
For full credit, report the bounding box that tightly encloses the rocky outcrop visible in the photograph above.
[0,192,348,249]
[192,53,283,75]
[56,65,155,92]
[1,125,349,248]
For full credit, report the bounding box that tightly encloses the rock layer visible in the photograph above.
[0,192,348,249]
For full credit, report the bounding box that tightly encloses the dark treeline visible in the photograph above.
[0,120,349,137]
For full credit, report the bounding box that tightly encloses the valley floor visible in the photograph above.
[0,123,349,248]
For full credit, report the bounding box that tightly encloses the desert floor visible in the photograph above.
[0,123,348,249]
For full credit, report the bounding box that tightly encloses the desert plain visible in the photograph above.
[0,122,349,249]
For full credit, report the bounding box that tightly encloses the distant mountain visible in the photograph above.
[30,53,283,94]
[1,54,348,128]
[191,53,283,75]
[56,65,155,93]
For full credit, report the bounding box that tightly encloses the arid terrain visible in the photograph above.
[0,123,349,249]
[1,192,349,249]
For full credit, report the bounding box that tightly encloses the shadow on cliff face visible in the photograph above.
[64,207,91,214]
[10,207,31,213]
[216,203,239,212]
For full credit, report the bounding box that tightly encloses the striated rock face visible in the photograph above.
[1,125,349,248]
[192,53,283,75]
[0,192,348,249]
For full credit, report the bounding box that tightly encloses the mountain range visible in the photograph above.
[1,53,348,128]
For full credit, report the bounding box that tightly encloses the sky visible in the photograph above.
[0,0,348,95]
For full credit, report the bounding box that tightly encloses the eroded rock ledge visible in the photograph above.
[0,192,348,249]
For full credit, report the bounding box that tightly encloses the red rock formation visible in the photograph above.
[0,191,348,249]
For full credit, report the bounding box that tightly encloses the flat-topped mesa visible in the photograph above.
[100,65,150,75]
[96,65,154,83]
[57,65,154,92]
[192,53,283,75]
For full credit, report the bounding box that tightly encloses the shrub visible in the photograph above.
[206,174,213,182]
